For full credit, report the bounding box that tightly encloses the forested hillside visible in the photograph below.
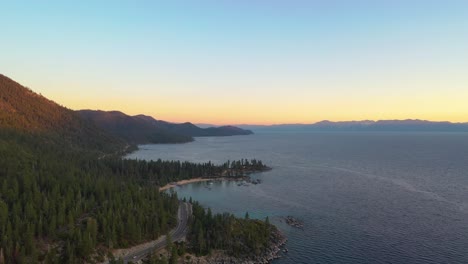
[77,110,193,144]
[0,129,179,263]
[78,110,253,144]
[188,202,276,256]
[0,75,126,155]
[0,74,278,263]
[0,129,268,263]
[160,122,254,137]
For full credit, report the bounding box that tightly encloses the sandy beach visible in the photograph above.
[159,177,246,191]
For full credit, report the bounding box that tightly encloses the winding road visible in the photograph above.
[111,202,192,263]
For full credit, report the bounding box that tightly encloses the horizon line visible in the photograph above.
[198,119,468,127]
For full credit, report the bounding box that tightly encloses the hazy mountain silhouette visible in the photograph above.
[77,110,193,144]
[239,120,468,132]
[77,111,253,144]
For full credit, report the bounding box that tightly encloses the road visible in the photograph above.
[113,202,192,263]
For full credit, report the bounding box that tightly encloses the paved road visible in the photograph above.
[118,202,192,263]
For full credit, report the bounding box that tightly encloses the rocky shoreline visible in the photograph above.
[184,229,287,264]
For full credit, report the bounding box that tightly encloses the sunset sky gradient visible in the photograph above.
[2,1,468,125]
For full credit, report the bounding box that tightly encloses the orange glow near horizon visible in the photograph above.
[8,70,468,126]
[48,89,468,126]
[2,1,468,126]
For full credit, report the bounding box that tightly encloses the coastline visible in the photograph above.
[158,166,272,192]
[182,228,287,264]
[159,174,288,264]
[104,168,279,263]
[159,176,248,191]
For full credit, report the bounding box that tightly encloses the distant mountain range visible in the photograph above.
[2,72,465,152]
[78,110,253,144]
[237,120,468,132]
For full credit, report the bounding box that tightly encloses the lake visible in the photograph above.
[127,132,468,264]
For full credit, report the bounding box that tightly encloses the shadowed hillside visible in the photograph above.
[78,110,253,145]
[78,110,193,144]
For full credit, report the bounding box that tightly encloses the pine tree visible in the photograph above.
[166,232,173,253]
[169,245,178,264]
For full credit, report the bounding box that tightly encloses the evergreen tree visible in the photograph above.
[169,245,178,264]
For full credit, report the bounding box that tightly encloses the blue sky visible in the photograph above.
[1,1,468,124]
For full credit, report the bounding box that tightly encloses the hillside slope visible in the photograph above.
[77,110,253,144]
[0,74,274,264]
[0,74,126,154]
[162,122,254,137]
[78,110,193,144]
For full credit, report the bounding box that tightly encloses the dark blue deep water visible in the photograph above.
[127,132,468,264]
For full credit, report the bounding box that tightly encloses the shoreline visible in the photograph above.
[158,166,272,192]
[159,174,288,264]
[104,169,277,263]
[182,228,287,264]
[159,176,248,191]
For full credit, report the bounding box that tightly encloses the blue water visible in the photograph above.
[127,132,468,263]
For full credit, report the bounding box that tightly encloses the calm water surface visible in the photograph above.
[127,132,468,264]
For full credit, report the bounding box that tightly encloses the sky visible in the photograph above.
[1,0,468,125]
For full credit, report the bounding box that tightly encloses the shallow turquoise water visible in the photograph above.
[127,132,468,264]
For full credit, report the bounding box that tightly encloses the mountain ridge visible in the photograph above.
[77,109,193,144]
[0,74,126,154]
[0,73,253,148]
[77,110,253,144]
[238,119,468,132]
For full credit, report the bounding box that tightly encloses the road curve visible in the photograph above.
[114,202,192,263]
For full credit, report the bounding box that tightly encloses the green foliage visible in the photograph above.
[0,74,269,263]
[166,232,172,253]
[188,202,274,257]
[169,245,178,264]
[0,75,126,155]
[0,130,267,263]
[100,157,266,187]
[0,131,182,263]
